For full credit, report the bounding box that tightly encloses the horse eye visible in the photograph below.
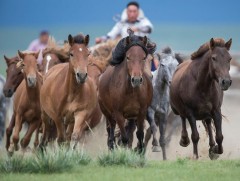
[212,56,216,61]
[69,53,73,57]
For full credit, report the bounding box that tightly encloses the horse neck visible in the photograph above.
[196,52,214,91]
[155,66,169,94]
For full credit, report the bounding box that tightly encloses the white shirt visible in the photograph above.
[106,9,153,39]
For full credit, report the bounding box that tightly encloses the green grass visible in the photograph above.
[98,148,146,167]
[1,159,240,181]
[0,147,91,173]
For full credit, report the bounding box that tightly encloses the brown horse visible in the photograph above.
[98,35,153,152]
[170,38,232,159]
[40,48,69,75]
[40,34,98,149]
[7,51,42,155]
[3,56,23,97]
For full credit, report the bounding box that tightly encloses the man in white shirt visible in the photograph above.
[95,1,153,43]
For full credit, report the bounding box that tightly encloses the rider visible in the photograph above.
[95,1,157,67]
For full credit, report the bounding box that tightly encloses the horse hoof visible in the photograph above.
[179,138,190,147]
[152,146,161,152]
[212,145,223,154]
[209,147,219,160]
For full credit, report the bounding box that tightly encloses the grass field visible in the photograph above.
[1,159,240,181]
[0,148,240,181]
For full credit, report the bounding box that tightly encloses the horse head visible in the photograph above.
[17,50,39,88]
[68,34,90,84]
[208,38,232,91]
[3,55,23,97]
[125,34,148,88]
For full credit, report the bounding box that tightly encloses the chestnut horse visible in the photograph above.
[7,51,42,155]
[170,38,232,159]
[40,34,98,149]
[98,35,153,153]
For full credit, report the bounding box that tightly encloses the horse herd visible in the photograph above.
[1,31,233,161]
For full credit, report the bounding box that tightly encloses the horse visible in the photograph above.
[41,46,69,75]
[40,34,98,149]
[3,56,23,97]
[170,38,232,159]
[0,75,11,145]
[144,47,183,160]
[7,51,42,155]
[88,40,117,87]
[98,34,153,153]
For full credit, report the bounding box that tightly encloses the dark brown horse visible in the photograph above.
[3,56,23,97]
[170,38,232,159]
[7,51,42,155]
[98,35,153,152]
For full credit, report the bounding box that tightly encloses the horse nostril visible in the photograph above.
[230,80,232,86]
[222,80,225,85]
[139,77,143,84]
[131,77,134,83]
[77,72,80,78]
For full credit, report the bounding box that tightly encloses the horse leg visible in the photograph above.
[187,115,199,159]
[159,111,168,160]
[136,115,145,154]
[9,114,22,154]
[20,120,40,150]
[5,114,15,151]
[144,126,152,150]
[126,119,136,149]
[114,113,128,147]
[165,111,181,146]
[212,111,223,154]
[54,117,65,146]
[179,116,190,147]
[33,122,41,149]
[66,123,74,142]
[39,111,51,149]
[146,108,160,152]
[106,118,116,150]
[71,111,89,149]
[204,118,219,160]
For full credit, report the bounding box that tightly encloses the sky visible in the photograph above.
[0,0,240,27]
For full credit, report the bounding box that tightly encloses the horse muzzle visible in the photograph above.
[27,76,37,88]
[3,88,14,97]
[76,72,88,84]
[131,76,143,88]
[219,78,232,91]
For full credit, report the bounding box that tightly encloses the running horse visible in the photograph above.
[170,38,232,159]
[98,34,153,153]
[7,51,42,155]
[40,34,98,149]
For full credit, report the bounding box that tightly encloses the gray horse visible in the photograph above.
[0,75,10,145]
[145,47,183,160]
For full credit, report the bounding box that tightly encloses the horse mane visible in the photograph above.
[156,46,185,64]
[90,39,118,71]
[73,33,86,44]
[42,36,70,62]
[162,46,172,55]
[191,38,226,60]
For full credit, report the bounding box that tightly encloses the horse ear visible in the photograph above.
[143,36,148,46]
[18,50,24,59]
[209,38,215,50]
[225,38,232,50]
[4,55,11,66]
[68,34,74,46]
[84,34,90,46]
[125,36,131,46]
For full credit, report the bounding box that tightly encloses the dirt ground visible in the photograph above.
[1,75,239,161]
[82,75,240,160]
